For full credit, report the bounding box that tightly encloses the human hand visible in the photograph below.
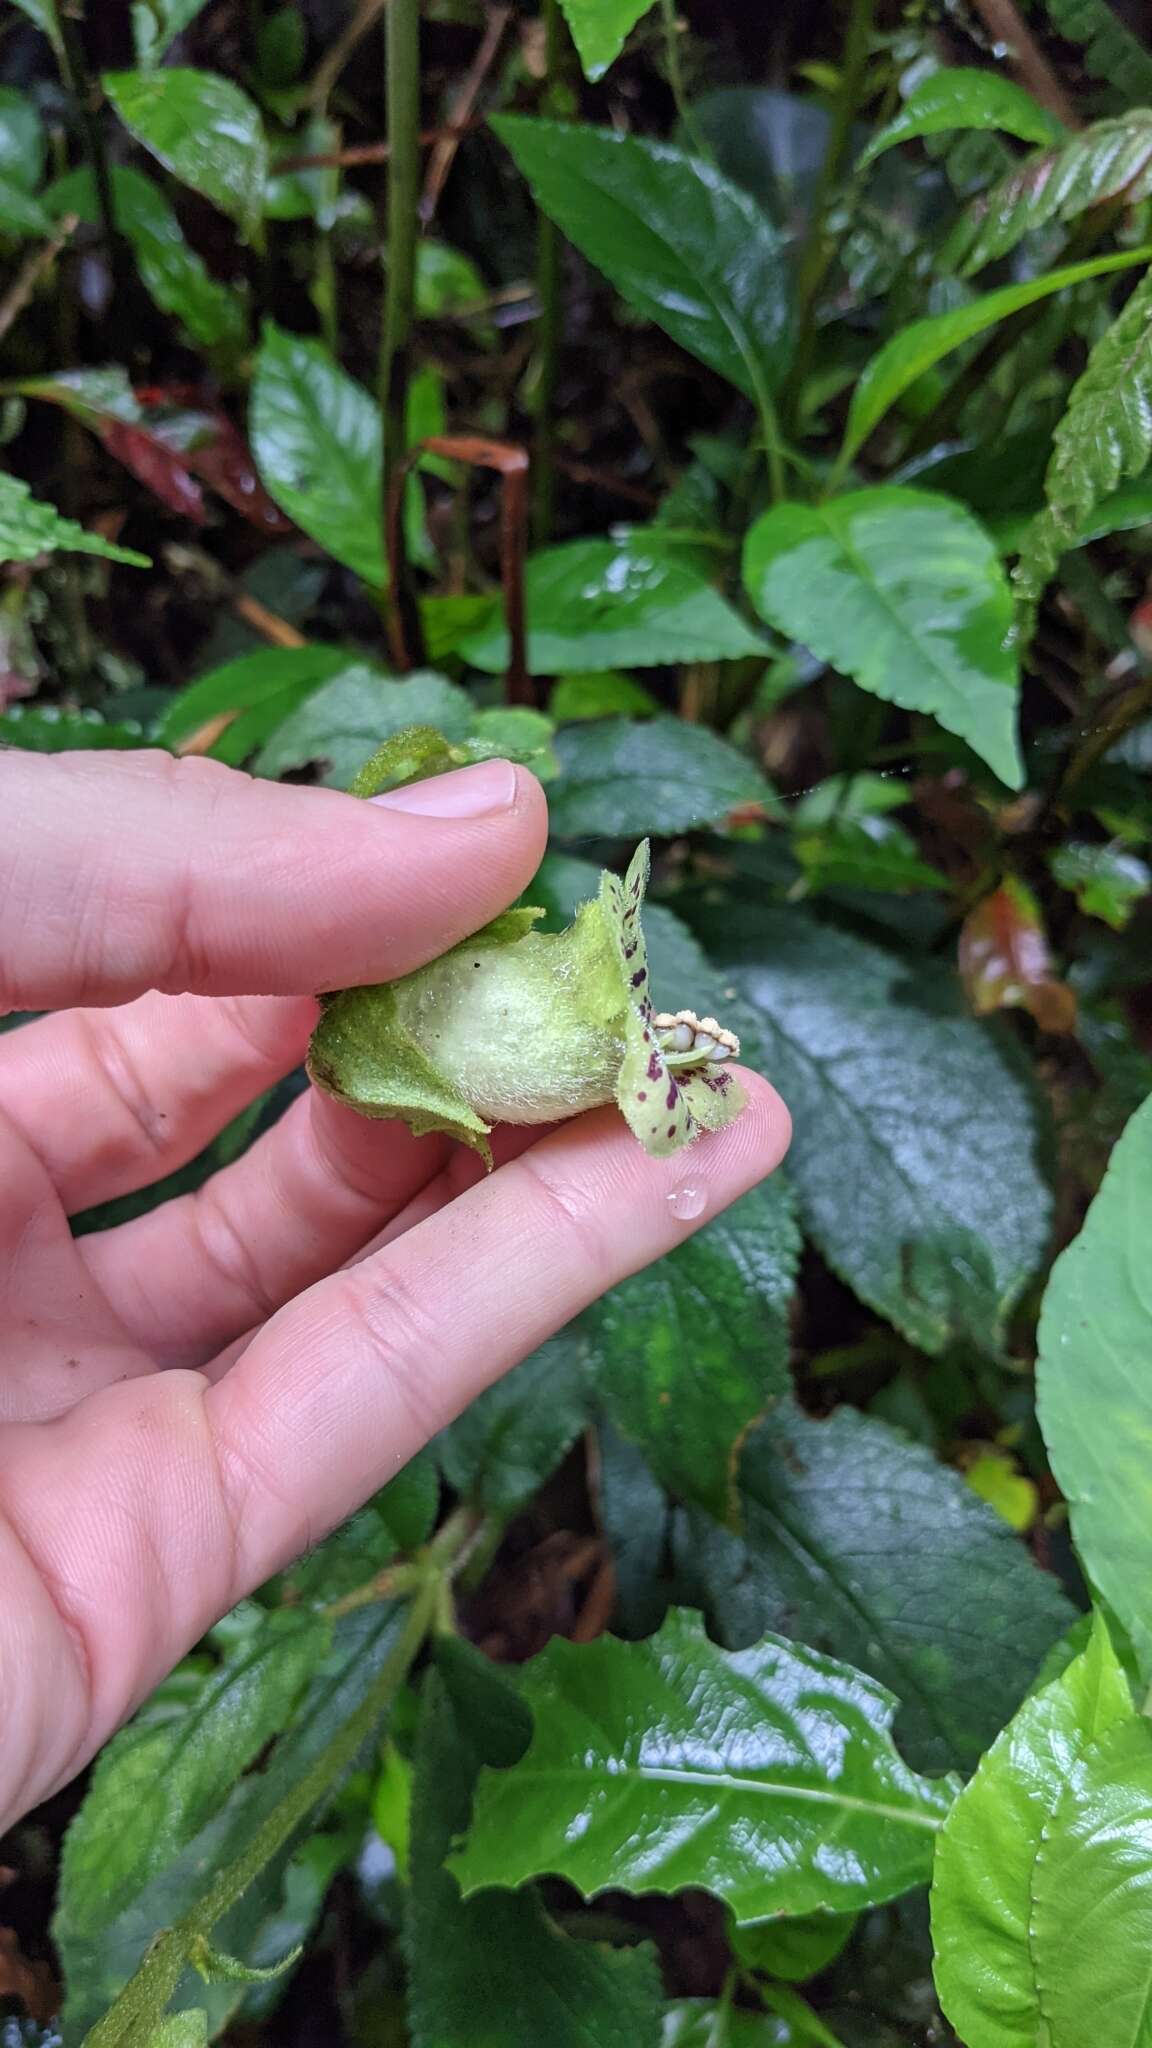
[0,749,790,1833]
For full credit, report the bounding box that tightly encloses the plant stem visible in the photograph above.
[379,0,425,667]
[52,0,131,313]
[783,0,874,437]
[531,0,566,545]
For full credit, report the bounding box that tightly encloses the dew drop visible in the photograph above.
[666,1184,706,1222]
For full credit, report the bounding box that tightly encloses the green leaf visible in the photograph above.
[157,644,361,764]
[550,670,661,721]
[284,1456,438,1603]
[492,117,792,405]
[1051,841,1151,928]
[104,67,268,237]
[250,323,383,583]
[0,470,150,567]
[841,246,1152,462]
[1015,267,1152,622]
[955,116,1152,271]
[557,0,657,80]
[408,1667,664,2048]
[744,488,1022,789]
[144,2017,209,2048]
[793,816,948,895]
[0,705,150,752]
[253,670,490,788]
[1037,1092,1152,1680]
[663,2005,796,2046]
[860,68,1062,169]
[0,87,45,191]
[0,174,54,235]
[450,1611,954,1920]
[931,1616,1135,2048]
[722,909,1053,1351]
[584,1181,801,1518]
[1044,0,1152,102]
[437,1333,590,1515]
[7,0,62,48]
[461,534,766,677]
[734,1912,855,1984]
[675,1400,1074,1774]
[548,716,772,837]
[47,165,246,353]
[132,0,210,67]
[56,1608,329,1942]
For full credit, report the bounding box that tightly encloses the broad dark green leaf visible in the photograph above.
[548,716,771,837]
[250,323,382,583]
[157,644,360,764]
[550,670,661,721]
[793,816,948,895]
[132,0,210,67]
[493,117,792,404]
[437,1333,590,1515]
[558,0,657,79]
[1037,1092,1152,1679]
[860,68,1062,168]
[1045,0,1152,100]
[734,1911,856,1983]
[585,1182,800,1518]
[721,910,1053,1351]
[0,706,150,752]
[932,1617,1135,2048]
[0,471,150,566]
[1050,841,1151,928]
[744,487,1022,790]
[461,535,766,677]
[675,1400,1074,1773]
[408,1667,664,2048]
[663,2006,795,2046]
[841,247,1152,462]
[103,67,268,237]
[452,1612,954,1920]
[47,166,246,352]
[0,176,53,235]
[252,669,472,786]
[0,87,45,191]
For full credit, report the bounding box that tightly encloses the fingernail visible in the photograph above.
[369,759,518,819]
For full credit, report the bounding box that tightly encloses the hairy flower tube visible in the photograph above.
[308,817,746,1164]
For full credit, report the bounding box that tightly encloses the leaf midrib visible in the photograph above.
[498,1763,944,1831]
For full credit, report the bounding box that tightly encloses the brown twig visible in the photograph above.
[0,214,77,344]
[309,0,391,108]
[967,0,1082,128]
[275,118,481,174]
[421,6,512,224]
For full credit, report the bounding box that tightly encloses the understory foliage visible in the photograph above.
[4,0,1152,2042]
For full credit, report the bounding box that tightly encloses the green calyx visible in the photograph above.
[307,730,746,1164]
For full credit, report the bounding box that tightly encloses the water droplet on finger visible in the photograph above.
[666,1184,706,1222]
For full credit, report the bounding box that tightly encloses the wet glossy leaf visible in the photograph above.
[841,247,1152,462]
[250,323,383,583]
[132,0,210,67]
[550,670,661,721]
[462,535,766,677]
[932,1617,1135,2048]
[663,2005,796,2046]
[409,1668,664,2048]
[676,1400,1073,1774]
[744,488,1023,789]
[48,166,246,352]
[956,116,1152,272]
[104,69,268,237]
[1038,1092,1152,1680]
[959,878,1077,1032]
[548,716,772,837]
[1050,841,1151,928]
[158,645,356,763]
[437,1333,590,1515]
[0,471,149,567]
[0,706,150,751]
[722,909,1053,1351]
[558,0,657,80]
[451,1611,955,1919]
[793,816,947,895]
[734,1912,856,1984]
[860,68,1062,169]
[584,1181,801,1518]
[493,117,792,402]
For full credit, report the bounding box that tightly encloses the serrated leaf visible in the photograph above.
[461,534,766,677]
[860,68,1062,170]
[721,909,1053,1352]
[841,246,1152,461]
[956,116,1152,272]
[437,1333,590,1515]
[1038,1092,1152,1680]
[47,165,246,353]
[157,645,361,764]
[744,488,1023,789]
[557,0,657,79]
[932,1616,1135,2048]
[253,669,535,788]
[584,1181,800,1519]
[1050,840,1151,928]
[1015,266,1152,623]
[0,471,150,567]
[1044,0,1152,102]
[547,716,772,837]
[104,68,268,237]
[451,1611,954,1920]
[408,1667,664,2048]
[493,117,792,403]
[675,1400,1074,1774]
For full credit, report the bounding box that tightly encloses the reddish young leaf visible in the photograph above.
[959,878,1077,1033]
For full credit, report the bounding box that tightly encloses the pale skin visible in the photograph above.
[0,748,791,1835]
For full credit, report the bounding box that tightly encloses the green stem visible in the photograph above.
[52,0,131,312]
[379,0,425,667]
[783,0,874,436]
[531,0,567,545]
[659,0,706,155]
[83,1578,439,2048]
